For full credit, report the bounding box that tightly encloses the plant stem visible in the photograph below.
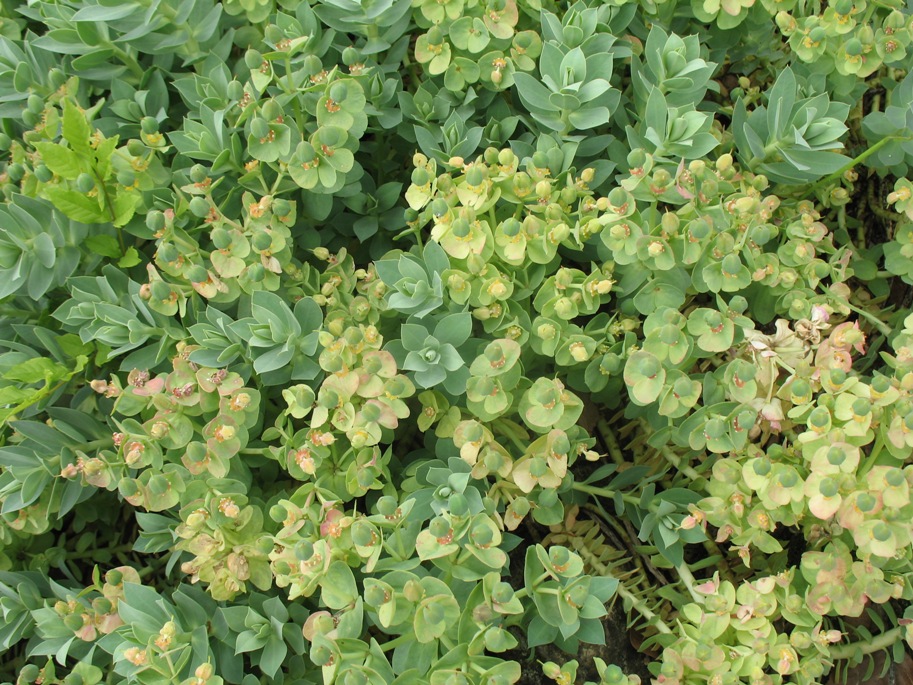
[572,481,639,508]
[616,583,672,635]
[822,286,893,337]
[92,168,126,252]
[82,437,116,453]
[675,563,702,604]
[379,634,413,652]
[857,434,884,478]
[829,626,902,660]
[658,446,703,482]
[867,180,904,222]
[595,419,624,464]
[806,135,911,196]
[110,46,145,81]
[65,543,134,560]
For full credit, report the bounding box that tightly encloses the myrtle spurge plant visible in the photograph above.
[2,0,913,684]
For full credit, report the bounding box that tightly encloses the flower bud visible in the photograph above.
[542,662,562,680]
[218,497,240,518]
[124,647,148,666]
[568,342,589,363]
[195,663,213,681]
[227,552,250,580]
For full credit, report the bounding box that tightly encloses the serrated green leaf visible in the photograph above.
[34,143,82,180]
[62,100,93,158]
[3,357,67,384]
[44,188,108,224]
[117,247,141,268]
[84,235,121,259]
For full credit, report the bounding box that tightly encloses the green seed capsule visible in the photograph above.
[34,164,52,183]
[356,466,375,488]
[294,540,315,561]
[532,151,549,169]
[6,162,25,183]
[302,55,323,76]
[250,117,270,140]
[261,100,282,121]
[471,521,494,546]
[269,504,287,522]
[411,167,431,186]
[244,49,263,69]
[63,614,85,632]
[538,488,558,507]
[491,582,514,604]
[465,165,484,186]
[364,583,388,607]
[311,644,333,667]
[146,210,166,232]
[251,230,273,251]
[117,169,135,187]
[376,495,398,516]
[150,280,174,301]
[227,80,245,101]
[351,520,377,547]
[27,94,43,113]
[141,117,159,134]
[263,25,282,44]
[342,47,359,65]
[147,474,171,496]
[272,198,290,216]
[188,196,210,218]
[156,242,179,263]
[185,264,209,283]
[48,68,66,89]
[329,82,348,103]
[0,132,11,150]
[247,263,265,282]
[64,673,84,685]
[75,172,95,193]
[428,515,450,539]
[449,492,469,518]
[431,198,449,218]
[210,227,232,250]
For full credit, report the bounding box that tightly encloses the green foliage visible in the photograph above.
[861,70,913,176]
[732,68,851,183]
[1,0,912,685]
[514,4,621,136]
[0,195,85,300]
